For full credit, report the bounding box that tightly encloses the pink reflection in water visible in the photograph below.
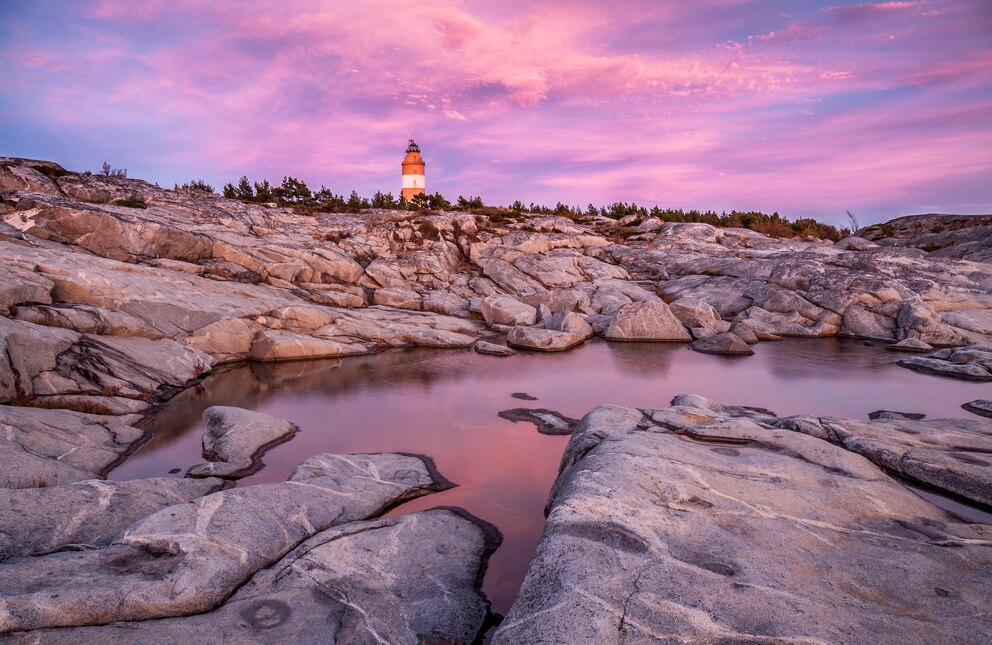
[110,338,988,615]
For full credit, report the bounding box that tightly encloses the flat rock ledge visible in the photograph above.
[0,452,454,633]
[186,406,298,479]
[493,396,992,644]
[898,345,992,381]
[3,508,501,645]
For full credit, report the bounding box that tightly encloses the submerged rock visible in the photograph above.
[186,406,299,479]
[604,300,691,342]
[962,400,992,419]
[0,452,453,633]
[8,508,500,645]
[498,408,579,435]
[494,398,992,644]
[690,331,753,355]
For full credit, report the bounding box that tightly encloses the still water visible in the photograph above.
[110,338,990,615]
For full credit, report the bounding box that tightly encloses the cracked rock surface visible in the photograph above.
[3,508,500,645]
[493,396,992,644]
[0,477,227,559]
[0,452,452,633]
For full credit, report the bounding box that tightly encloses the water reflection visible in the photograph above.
[111,337,989,615]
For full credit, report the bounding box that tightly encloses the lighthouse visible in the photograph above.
[401,139,426,201]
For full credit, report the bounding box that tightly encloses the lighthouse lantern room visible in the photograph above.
[401,139,426,201]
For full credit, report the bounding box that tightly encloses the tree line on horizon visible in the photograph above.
[215,174,850,241]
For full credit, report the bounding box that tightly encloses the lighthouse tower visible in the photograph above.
[401,139,426,201]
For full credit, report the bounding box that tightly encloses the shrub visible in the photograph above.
[175,179,215,193]
[113,198,146,209]
[100,162,127,178]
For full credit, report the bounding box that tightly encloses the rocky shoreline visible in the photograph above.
[2,157,991,641]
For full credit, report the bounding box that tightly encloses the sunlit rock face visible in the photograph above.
[494,396,992,644]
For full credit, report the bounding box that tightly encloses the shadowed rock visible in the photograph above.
[186,406,298,479]
[494,397,992,644]
[0,452,453,633]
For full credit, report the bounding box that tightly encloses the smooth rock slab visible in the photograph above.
[604,300,691,342]
[494,399,992,644]
[6,508,501,645]
[962,400,992,419]
[776,413,992,507]
[0,477,227,559]
[0,452,453,633]
[690,331,754,355]
[0,406,145,489]
[186,406,298,479]
[507,326,585,352]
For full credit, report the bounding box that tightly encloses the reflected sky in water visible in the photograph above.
[110,337,989,615]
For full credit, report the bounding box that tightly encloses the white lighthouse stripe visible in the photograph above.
[402,174,425,189]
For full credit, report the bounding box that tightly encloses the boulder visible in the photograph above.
[480,295,538,327]
[186,407,299,479]
[543,311,594,339]
[604,300,691,342]
[507,326,585,352]
[690,332,754,356]
[494,399,992,644]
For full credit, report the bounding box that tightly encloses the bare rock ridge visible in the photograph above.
[2,158,992,641]
[494,396,992,644]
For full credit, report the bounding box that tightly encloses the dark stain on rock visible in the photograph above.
[101,544,180,578]
[951,452,989,466]
[239,599,291,631]
[559,521,650,554]
[701,561,737,577]
[711,447,741,457]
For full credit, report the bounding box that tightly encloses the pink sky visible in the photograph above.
[1,0,990,224]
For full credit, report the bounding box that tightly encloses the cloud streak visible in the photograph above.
[1,0,989,224]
